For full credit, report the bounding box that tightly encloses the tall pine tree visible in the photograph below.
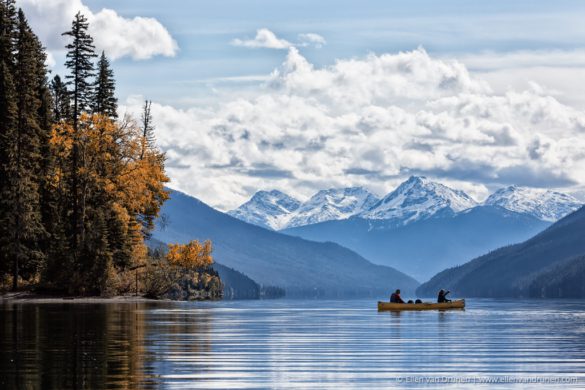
[0,0,18,281]
[62,11,96,257]
[93,51,117,119]
[1,9,47,289]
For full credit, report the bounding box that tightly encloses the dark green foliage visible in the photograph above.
[0,0,18,281]
[49,75,70,121]
[417,206,585,298]
[0,9,47,289]
[62,11,96,256]
[81,208,112,295]
[213,263,261,299]
[93,51,117,118]
[528,255,585,298]
[106,210,134,269]
[62,11,96,123]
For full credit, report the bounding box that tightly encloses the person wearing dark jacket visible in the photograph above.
[390,289,405,303]
[437,289,451,303]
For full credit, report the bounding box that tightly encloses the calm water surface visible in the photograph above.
[1,298,585,389]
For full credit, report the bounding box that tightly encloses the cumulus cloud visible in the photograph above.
[232,29,326,50]
[121,48,585,210]
[17,0,178,60]
[231,28,292,49]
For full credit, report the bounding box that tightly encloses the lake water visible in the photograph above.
[1,298,585,389]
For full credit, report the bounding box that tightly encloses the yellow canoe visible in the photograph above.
[377,299,465,311]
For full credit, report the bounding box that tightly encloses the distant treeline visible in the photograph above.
[0,2,169,295]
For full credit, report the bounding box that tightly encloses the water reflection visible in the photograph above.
[1,299,585,389]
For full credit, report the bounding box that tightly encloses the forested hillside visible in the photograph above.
[417,206,585,298]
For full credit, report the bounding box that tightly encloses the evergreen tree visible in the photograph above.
[0,0,18,280]
[0,5,171,295]
[50,75,71,121]
[93,51,117,119]
[63,11,96,125]
[1,9,47,289]
[31,20,60,289]
[62,11,96,256]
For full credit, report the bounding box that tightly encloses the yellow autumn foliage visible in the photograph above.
[166,240,213,269]
[48,113,170,269]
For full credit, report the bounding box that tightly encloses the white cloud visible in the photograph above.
[17,0,178,60]
[452,49,585,109]
[231,29,327,50]
[457,49,585,71]
[45,51,56,67]
[298,33,326,48]
[90,9,178,60]
[231,28,292,49]
[121,48,585,210]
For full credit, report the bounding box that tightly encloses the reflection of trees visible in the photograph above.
[0,302,214,389]
[143,308,214,380]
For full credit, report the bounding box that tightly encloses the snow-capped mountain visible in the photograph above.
[484,186,582,222]
[228,177,582,231]
[227,190,301,230]
[286,187,380,228]
[359,176,478,224]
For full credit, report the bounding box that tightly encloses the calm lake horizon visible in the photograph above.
[2,298,585,389]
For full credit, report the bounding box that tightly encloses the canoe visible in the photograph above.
[377,299,465,311]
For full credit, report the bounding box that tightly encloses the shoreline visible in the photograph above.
[0,291,159,304]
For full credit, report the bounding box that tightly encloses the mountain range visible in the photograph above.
[228,187,379,230]
[417,205,585,298]
[228,176,581,281]
[152,189,418,297]
[284,206,549,281]
[229,176,581,230]
[484,186,582,222]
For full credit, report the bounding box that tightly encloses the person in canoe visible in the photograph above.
[390,289,405,303]
[437,289,451,303]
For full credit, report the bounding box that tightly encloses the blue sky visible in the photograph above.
[18,0,585,208]
[79,0,585,107]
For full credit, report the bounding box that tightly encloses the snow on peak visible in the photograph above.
[286,187,380,228]
[359,176,477,223]
[484,186,582,222]
[228,190,301,230]
[227,179,580,230]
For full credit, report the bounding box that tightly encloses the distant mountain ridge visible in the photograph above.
[222,178,581,282]
[359,176,477,223]
[485,186,582,222]
[154,189,419,297]
[287,187,379,228]
[229,176,582,230]
[227,190,301,230]
[229,186,379,230]
[284,205,549,281]
[417,206,585,298]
